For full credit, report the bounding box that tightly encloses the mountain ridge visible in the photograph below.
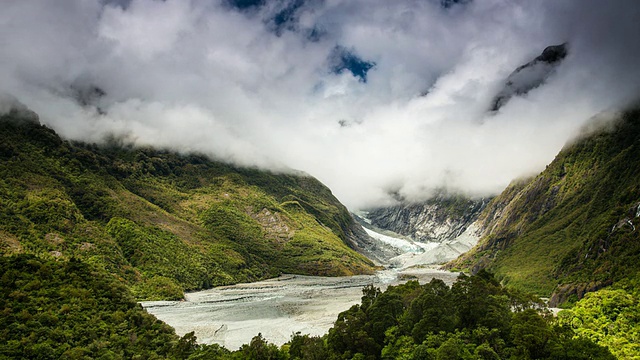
[449,108,640,304]
[364,194,490,244]
[490,43,568,112]
[0,107,377,300]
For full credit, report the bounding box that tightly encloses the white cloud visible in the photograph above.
[98,0,196,60]
[1,0,639,209]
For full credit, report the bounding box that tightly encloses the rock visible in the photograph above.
[45,233,65,247]
[249,207,294,243]
[490,43,568,112]
[344,216,399,265]
[364,194,490,243]
[0,232,23,255]
[79,242,95,251]
[549,280,611,307]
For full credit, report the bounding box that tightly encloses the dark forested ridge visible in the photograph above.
[321,272,612,360]
[0,109,375,301]
[450,109,640,305]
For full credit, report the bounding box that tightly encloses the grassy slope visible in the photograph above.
[0,111,374,300]
[451,109,640,299]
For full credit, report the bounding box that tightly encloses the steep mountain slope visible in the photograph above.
[365,194,489,243]
[0,108,375,300]
[359,194,490,264]
[490,43,568,112]
[451,109,640,302]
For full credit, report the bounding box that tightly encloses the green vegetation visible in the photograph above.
[0,253,619,359]
[558,286,640,359]
[452,109,640,299]
[446,109,640,357]
[320,271,612,360]
[2,107,634,358]
[185,271,613,359]
[0,254,192,359]
[0,111,374,300]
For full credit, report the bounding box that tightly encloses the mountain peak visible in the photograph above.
[537,43,568,63]
[490,43,568,112]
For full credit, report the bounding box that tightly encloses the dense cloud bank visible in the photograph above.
[1,0,639,209]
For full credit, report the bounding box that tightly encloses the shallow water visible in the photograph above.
[142,267,458,350]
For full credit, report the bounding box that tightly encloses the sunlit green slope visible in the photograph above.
[452,109,640,302]
[0,109,375,300]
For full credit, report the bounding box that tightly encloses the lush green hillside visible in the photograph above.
[451,109,640,302]
[0,254,193,359]
[558,285,640,359]
[0,109,375,300]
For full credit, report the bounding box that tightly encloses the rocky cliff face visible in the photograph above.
[490,43,568,112]
[343,216,400,265]
[355,194,491,265]
[365,194,490,243]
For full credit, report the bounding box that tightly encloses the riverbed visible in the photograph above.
[142,267,459,350]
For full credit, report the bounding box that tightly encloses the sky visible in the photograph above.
[1,0,640,209]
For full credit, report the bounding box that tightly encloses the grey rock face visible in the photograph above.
[365,195,490,243]
[490,43,568,112]
[343,217,400,265]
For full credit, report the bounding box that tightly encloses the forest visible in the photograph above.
[2,254,627,359]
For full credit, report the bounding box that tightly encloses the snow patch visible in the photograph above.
[388,223,481,268]
[363,228,431,254]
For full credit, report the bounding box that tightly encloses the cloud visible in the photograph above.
[1,0,639,209]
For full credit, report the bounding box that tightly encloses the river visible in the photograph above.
[141,220,466,350]
[141,267,459,350]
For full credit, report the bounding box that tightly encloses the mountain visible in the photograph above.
[490,43,568,112]
[0,106,376,300]
[365,193,489,243]
[359,193,490,264]
[450,109,640,304]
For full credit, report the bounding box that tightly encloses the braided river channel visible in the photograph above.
[141,267,459,350]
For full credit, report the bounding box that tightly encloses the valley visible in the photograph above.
[142,266,459,350]
[2,1,640,358]
[142,219,462,350]
[2,102,639,358]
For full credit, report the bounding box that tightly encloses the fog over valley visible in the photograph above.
[2,0,640,209]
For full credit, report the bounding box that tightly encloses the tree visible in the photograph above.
[239,333,285,360]
[558,288,640,358]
